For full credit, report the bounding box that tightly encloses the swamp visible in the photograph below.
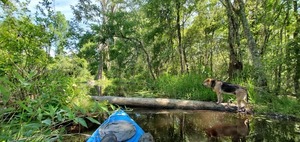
[1,0,300,141]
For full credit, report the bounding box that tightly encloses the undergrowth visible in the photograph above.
[108,73,300,118]
[243,79,300,118]
[0,56,111,141]
[154,73,216,101]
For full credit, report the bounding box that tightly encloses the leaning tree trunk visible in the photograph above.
[140,41,157,80]
[236,0,268,87]
[116,35,157,80]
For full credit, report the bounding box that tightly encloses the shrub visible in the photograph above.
[0,56,109,141]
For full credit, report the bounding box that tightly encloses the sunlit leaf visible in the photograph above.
[42,118,52,126]
[101,106,109,112]
[87,117,100,125]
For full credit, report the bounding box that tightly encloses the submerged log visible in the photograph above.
[91,96,238,112]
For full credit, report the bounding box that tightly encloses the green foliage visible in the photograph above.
[0,4,109,140]
[154,73,216,101]
[104,72,153,97]
[0,102,109,141]
[255,95,300,117]
[1,1,300,141]
[0,55,109,141]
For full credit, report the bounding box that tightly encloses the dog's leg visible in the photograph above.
[240,94,248,112]
[219,94,223,104]
[237,99,242,112]
[237,100,247,112]
[216,92,222,104]
[216,92,220,104]
[241,99,248,112]
[236,90,248,112]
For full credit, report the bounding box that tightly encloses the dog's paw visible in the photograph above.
[238,107,246,113]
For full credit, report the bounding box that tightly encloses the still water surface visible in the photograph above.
[77,109,300,142]
[126,109,300,142]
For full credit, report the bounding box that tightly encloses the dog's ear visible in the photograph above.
[211,79,216,88]
[204,78,210,84]
[204,78,211,82]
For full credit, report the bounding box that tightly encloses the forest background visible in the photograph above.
[0,0,300,141]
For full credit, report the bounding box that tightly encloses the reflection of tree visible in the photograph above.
[129,111,300,142]
[130,113,182,142]
[130,111,238,142]
[204,119,249,142]
[250,119,298,142]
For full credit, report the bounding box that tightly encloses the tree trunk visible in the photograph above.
[236,0,267,87]
[140,42,157,80]
[116,35,156,80]
[95,43,105,96]
[277,1,291,95]
[95,0,116,96]
[293,0,300,96]
[91,96,238,112]
[176,0,185,74]
[223,0,243,79]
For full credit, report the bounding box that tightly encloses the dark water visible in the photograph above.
[125,109,300,142]
[74,109,300,142]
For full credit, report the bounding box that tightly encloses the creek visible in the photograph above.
[69,108,300,142]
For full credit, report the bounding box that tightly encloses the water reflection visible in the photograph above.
[205,119,249,142]
[127,109,300,142]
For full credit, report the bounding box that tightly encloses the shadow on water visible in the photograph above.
[125,108,300,142]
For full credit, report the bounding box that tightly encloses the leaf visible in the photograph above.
[48,105,58,117]
[14,71,25,83]
[37,108,43,121]
[66,111,75,120]
[0,85,10,104]
[100,106,109,112]
[87,117,100,125]
[42,118,52,126]
[0,76,15,87]
[76,117,88,128]
[0,77,12,104]
[57,113,63,121]
[16,101,31,112]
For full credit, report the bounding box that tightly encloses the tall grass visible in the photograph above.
[154,73,216,101]
[239,79,300,117]
[103,72,300,118]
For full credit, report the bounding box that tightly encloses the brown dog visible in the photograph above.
[203,78,248,112]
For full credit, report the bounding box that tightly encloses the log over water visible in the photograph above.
[91,96,238,112]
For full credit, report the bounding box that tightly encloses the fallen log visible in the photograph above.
[91,96,238,112]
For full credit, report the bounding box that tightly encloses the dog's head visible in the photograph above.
[203,78,215,88]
